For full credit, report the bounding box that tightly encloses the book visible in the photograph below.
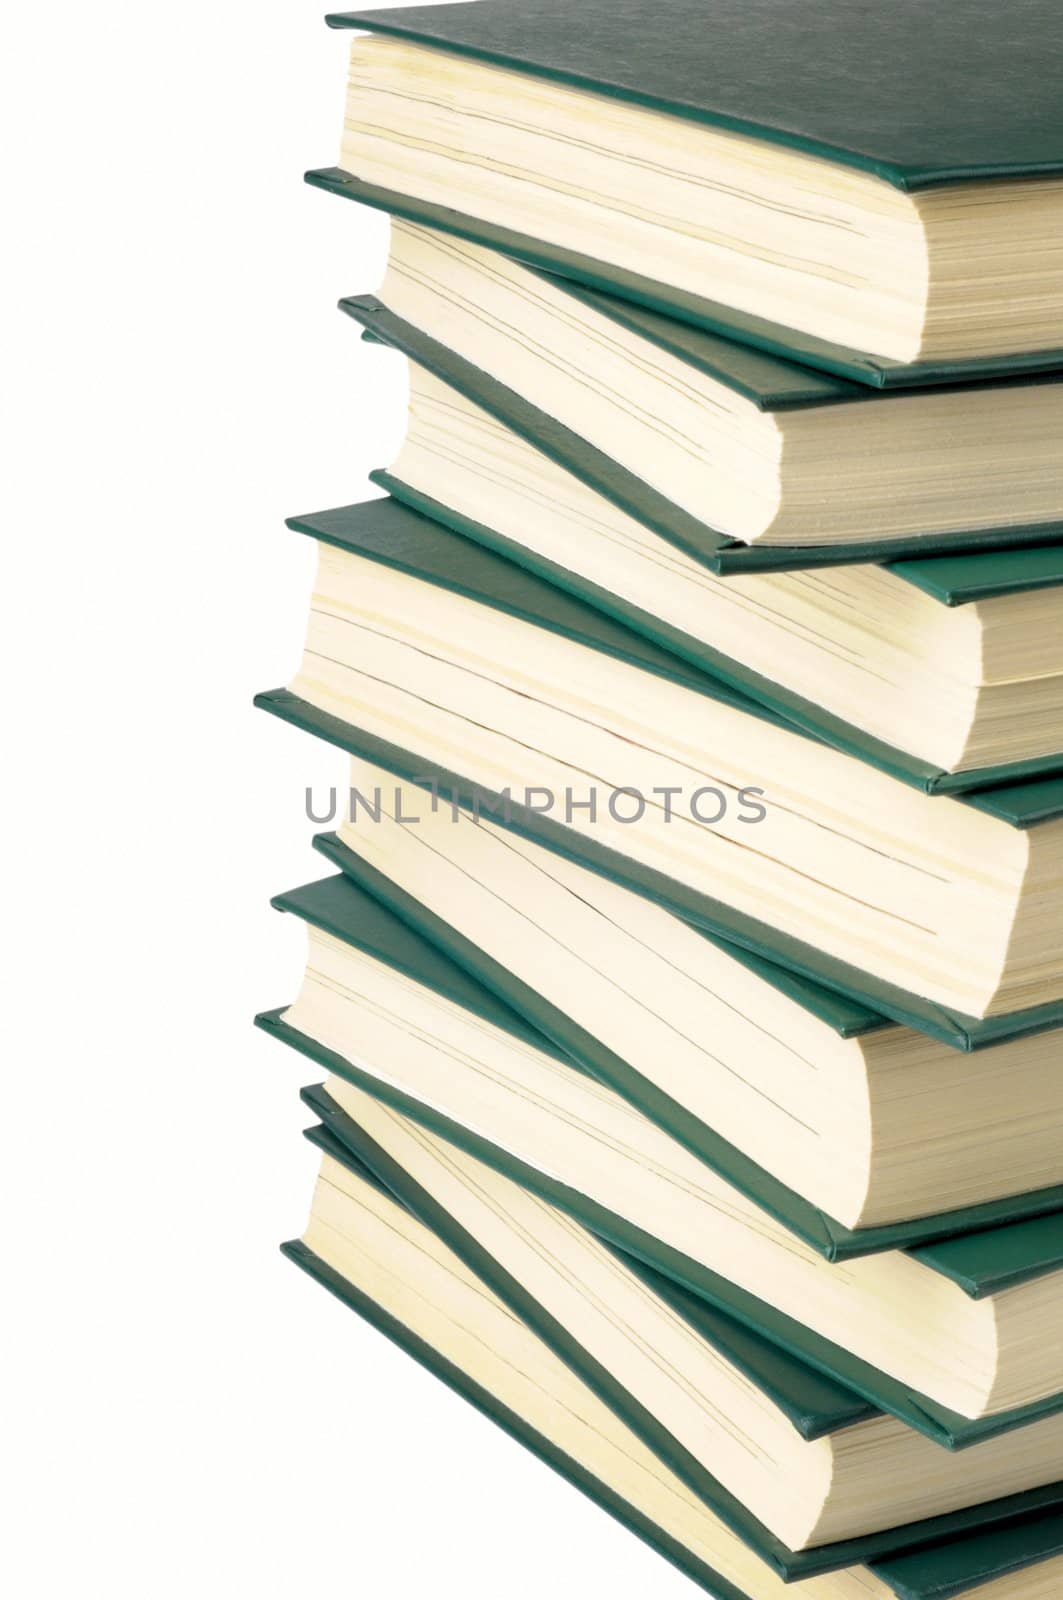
[255,871,1063,1434]
[286,1121,1063,1598]
[356,322,1063,598]
[287,808,1063,1248]
[321,0,1063,386]
[258,692,1063,1048]
[254,500,1063,1029]
[308,415,1063,786]
[344,220,1063,570]
[348,283,1063,576]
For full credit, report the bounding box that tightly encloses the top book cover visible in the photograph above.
[327,0,1063,385]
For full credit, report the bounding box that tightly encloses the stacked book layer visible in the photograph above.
[259,4,1063,1596]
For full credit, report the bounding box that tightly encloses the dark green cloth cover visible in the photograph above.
[337,291,1063,571]
[302,1114,1063,1583]
[874,1509,1063,1600]
[253,684,1063,1047]
[278,864,1063,1266]
[892,546,1063,606]
[309,165,1063,391]
[292,494,1063,794]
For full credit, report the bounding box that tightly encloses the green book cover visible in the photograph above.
[875,1509,1063,1600]
[321,0,1063,387]
[253,683,1063,1048]
[277,864,1063,1266]
[291,494,1063,795]
[302,1114,1063,1583]
[891,546,1063,606]
[337,291,1063,574]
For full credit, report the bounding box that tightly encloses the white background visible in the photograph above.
[4,3,695,1597]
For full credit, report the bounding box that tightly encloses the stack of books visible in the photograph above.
[257,4,1063,1596]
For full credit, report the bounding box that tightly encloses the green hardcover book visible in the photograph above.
[353,232,1063,599]
[297,828,1063,1256]
[256,689,1063,1048]
[340,286,1063,576]
[256,684,1063,1046]
[292,484,1063,793]
[286,1121,1063,1598]
[334,223,1063,573]
[354,310,1063,783]
[254,494,1063,1042]
[296,1112,1063,1585]
[358,315,1063,603]
[267,866,1063,1268]
[320,0,1063,387]
[255,872,1063,1444]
